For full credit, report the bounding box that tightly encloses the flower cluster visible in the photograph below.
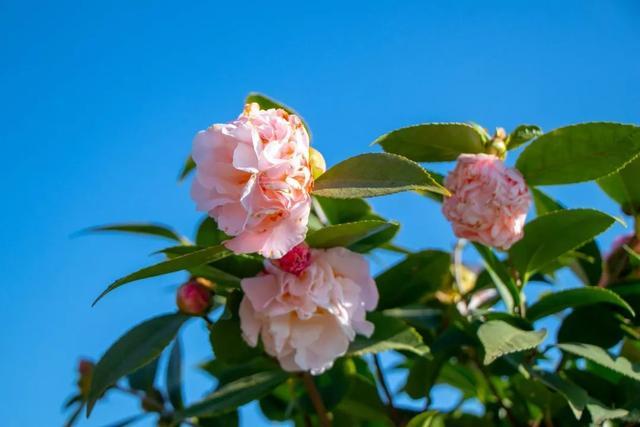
[239,245,378,374]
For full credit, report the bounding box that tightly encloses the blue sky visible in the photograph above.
[1,0,639,425]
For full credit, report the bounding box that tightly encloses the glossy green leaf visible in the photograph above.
[175,371,289,419]
[376,250,451,310]
[306,220,397,249]
[81,223,184,243]
[374,122,487,162]
[93,245,231,305]
[516,122,640,185]
[166,338,183,410]
[313,153,449,198]
[178,155,196,182]
[598,155,640,215]
[508,209,615,280]
[506,124,543,150]
[127,357,158,392]
[87,313,189,415]
[349,312,429,356]
[474,243,520,314]
[245,92,310,136]
[477,320,546,364]
[531,188,603,285]
[201,357,278,387]
[558,343,640,382]
[527,287,634,321]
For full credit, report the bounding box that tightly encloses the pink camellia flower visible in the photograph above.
[442,154,531,250]
[274,242,312,276]
[191,103,321,259]
[239,247,378,375]
[176,280,212,315]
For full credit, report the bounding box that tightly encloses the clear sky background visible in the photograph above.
[1,1,639,425]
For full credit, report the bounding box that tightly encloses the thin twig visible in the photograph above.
[373,354,400,426]
[301,372,331,427]
[114,384,165,414]
[472,361,519,427]
[453,239,467,295]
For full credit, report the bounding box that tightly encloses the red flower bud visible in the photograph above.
[78,359,94,376]
[275,243,312,276]
[176,280,212,315]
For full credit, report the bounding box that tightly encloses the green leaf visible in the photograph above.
[166,338,183,411]
[347,217,400,253]
[376,250,451,310]
[558,343,640,382]
[374,122,487,162]
[598,155,640,215]
[313,153,448,198]
[87,313,189,415]
[209,318,260,363]
[515,122,640,185]
[477,320,547,364]
[82,223,184,243]
[508,209,615,280]
[313,196,372,224]
[531,188,603,285]
[506,124,543,150]
[127,358,158,392]
[474,243,520,314]
[196,217,229,247]
[245,92,311,136]
[527,287,634,321]
[178,155,196,182]
[306,220,397,249]
[93,245,231,305]
[201,357,278,387]
[558,306,624,348]
[533,370,589,419]
[175,371,289,419]
[349,312,429,356]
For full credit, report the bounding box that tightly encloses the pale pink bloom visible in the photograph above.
[442,154,531,250]
[191,103,317,258]
[239,247,378,375]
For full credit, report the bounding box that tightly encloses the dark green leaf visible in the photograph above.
[508,209,615,280]
[93,245,231,305]
[406,411,445,427]
[178,155,196,182]
[306,220,397,249]
[530,188,604,285]
[527,287,634,321]
[477,320,546,364]
[506,124,543,150]
[209,318,260,363]
[175,371,289,419]
[196,217,229,247]
[558,305,624,348]
[82,223,184,243]
[374,122,487,162]
[127,358,158,393]
[515,122,640,185]
[313,153,448,198]
[349,312,429,356]
[87,313,189,415]
[166,338,183,410]
[376,250,451,310]
[201,357,278,387]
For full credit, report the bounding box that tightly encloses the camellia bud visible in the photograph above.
[77,359,94,397]
[274,243,312,276]
[485,127,507,157]
[176,279,213,315]
[309,147,326,179]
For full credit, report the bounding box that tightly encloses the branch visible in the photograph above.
[373,354,400,426]
[301,372,331,427]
